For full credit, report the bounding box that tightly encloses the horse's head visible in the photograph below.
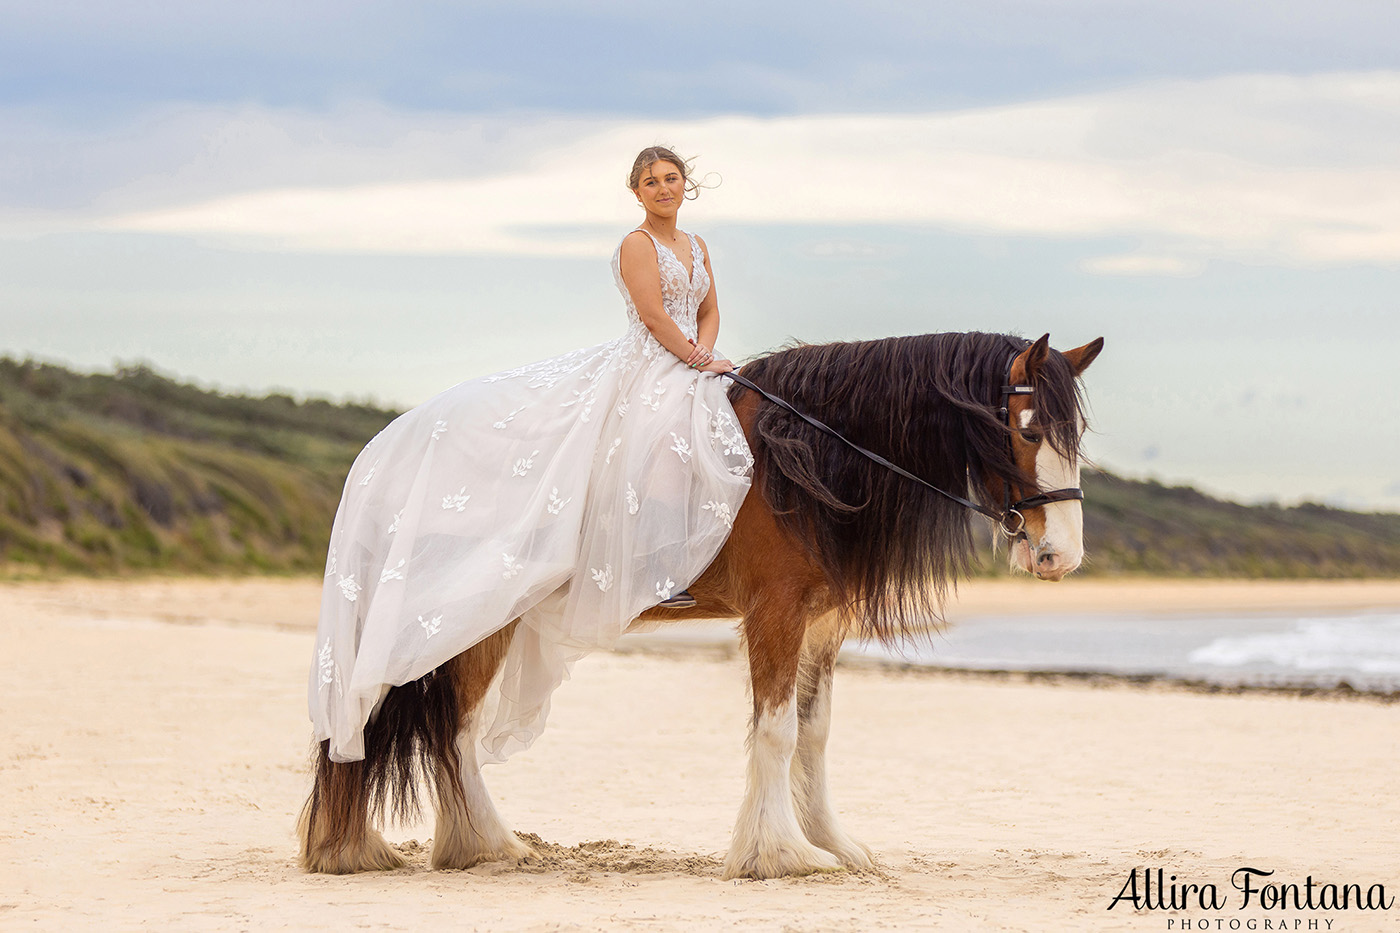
[998,334,1103,581]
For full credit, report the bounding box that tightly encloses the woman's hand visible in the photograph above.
[685,339,714,369]
[699,358,734,374]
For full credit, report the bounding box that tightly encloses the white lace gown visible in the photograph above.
[309,230,753,764]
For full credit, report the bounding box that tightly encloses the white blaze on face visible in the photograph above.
[1022,409,1084,574]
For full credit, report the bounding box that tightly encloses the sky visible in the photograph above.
[1,0,1398,511]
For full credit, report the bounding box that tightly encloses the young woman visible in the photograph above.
[308,146,753,766]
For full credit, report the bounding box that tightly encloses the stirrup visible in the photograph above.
[656,588,697,609]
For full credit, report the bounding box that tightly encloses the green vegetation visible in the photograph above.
[1072,471,1400,578]
[1,355,1397,578]
[0,357,396,576]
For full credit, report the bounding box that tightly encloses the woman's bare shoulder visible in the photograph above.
[620,230,657,260]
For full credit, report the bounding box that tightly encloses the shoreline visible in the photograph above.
[944,576,1400,618]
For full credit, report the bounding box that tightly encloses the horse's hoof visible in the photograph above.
[301,828,406,874]
[821,836,875,871]
[501,833,538,862]
[430,831,537,870]
[801,823,875,870]
[721,840,843,880]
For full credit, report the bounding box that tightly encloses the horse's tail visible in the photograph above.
[298,667,465,873]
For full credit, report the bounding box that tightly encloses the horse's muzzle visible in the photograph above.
[1033,548,1078,581]
[1012,538,1080,581]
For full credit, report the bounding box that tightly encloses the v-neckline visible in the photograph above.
[640,229,695,284]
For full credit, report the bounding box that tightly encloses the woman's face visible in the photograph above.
[634,160,685,217]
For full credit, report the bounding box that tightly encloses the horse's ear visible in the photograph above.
[1024,333,1051,380]
[1061,337,1104,376]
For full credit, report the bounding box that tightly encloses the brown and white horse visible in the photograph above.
[299,331,1104,879]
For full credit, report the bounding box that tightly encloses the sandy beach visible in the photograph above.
[3,576,1400,931]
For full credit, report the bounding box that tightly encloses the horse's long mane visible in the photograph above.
[731,331,1087,644]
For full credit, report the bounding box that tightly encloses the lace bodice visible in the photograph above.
[610,229,710,341]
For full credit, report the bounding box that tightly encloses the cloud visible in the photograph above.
[5,0,1398,118]
[801,239,904,261]
[9,71,1396,270]
[1079,254,1205,277]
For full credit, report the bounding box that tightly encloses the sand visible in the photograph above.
[3,576,1399,931]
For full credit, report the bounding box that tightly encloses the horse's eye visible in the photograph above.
[1020,431,1042,444]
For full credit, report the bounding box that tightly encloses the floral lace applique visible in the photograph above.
[483,346,598,389]
[512,450,540,476]
[546,487,572,515]
[431,420,448,440]
[706,404,754,476]
[337,574,362,602]
[503,553,523,579]
[380,558,406,583]
[561,386,599,423]
[318,641,336,686]
[656,578,676,599]
[493,405,526,430]
[604,438,622,464]
[387,509,403,535]
[640,383,665,411]
[670,433,691,463]
[703,500,734,529]
[626,483,639,515]
[419,614,443,638]
[442,487,471,511]
[591,564,614,592]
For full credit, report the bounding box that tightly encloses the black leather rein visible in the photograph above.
[721,352,1083,538]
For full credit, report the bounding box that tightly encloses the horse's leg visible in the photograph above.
[298,754,404,873]
[430,620,536,869]
[723,590,843,880]
[790,615,874,869]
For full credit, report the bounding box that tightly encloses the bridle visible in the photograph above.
[992,351,1085,539]
[722,349,1084,539]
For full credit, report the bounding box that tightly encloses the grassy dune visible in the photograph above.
[0,358,394,575]
[1077,472,1400,577]
[1,356,1397,578]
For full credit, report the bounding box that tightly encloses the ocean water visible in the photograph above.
[840,609,1400,693]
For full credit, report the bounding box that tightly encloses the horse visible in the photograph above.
[298,330,1104,879]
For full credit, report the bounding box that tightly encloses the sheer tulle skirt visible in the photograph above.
[309,323,752,763]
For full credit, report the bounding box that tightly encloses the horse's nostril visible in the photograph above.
[1037,552,1059,567]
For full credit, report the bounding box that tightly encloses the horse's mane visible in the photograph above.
[730,331,1088,644]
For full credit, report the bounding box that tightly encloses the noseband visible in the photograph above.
[723,349,1083,537]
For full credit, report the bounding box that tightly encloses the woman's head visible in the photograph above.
[627,146,699,199]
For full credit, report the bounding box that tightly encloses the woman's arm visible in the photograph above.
[619,232,723,369]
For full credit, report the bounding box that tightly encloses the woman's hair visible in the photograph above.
[627,146,713,200]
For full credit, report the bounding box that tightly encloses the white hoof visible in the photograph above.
[431,827,535,870]
[813,831,875,871]
[722,836,844,880]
